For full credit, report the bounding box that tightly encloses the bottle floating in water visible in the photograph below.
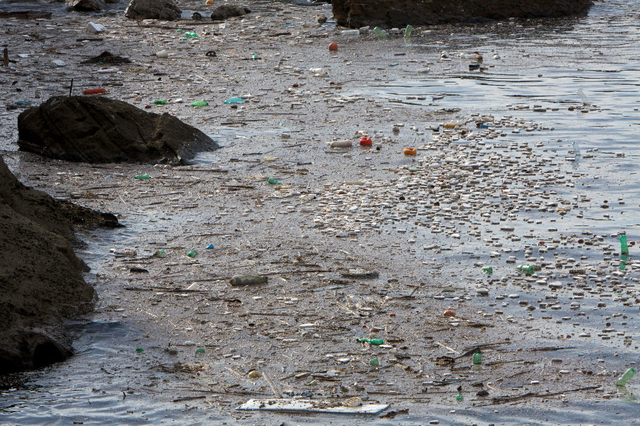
[517,264,535,276]
[620,234,629,255]
[481,266,493,275]
[616,367,636,386]
[373,27,388,39]
[404,25,413,39]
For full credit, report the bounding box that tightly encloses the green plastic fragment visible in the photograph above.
[187,249,198,258]
[191,101,208,107]
[268,177,282,185]
[135,174,150,180]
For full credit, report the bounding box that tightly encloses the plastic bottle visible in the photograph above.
[373,27,388,39]
[616,367,636,386]
[195,347,205,355]
[135,173,150,180]
[404,25,413,39]
[472,352,482,365]
[154,100,167,105]
[481,266,493,275]
[187,249,197,258]
[268,177,282,185]
[341,29,360,36]
[184,32,198,38]
[517,264,535,276]
[191,101,208,107]
[620,234,629,255]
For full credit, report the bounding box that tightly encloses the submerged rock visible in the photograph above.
[17,96,220,164]
[0,156,119,374]
[210,5,251,21]
[125,0,181,21]
[332,0,593,28]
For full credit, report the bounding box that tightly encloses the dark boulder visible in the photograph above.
[125,0,181,21]
[210,5,251,21]
[332,0,593,28]
[17,96,220,164]
[0,155,118,374]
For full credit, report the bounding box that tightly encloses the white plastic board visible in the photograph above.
[236,398,389,415]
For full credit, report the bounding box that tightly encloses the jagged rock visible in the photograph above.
[0,155,119,374]
[332,0,593,28]
[66,0,106,12]
[17,96,220,164]
[210,5,251,21]
[125,0,181,21]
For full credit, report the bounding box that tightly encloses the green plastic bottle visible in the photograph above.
[372,27,388,39]
[195,347,205,355]
[620,234,629,255]
[472,352,482,365]
[404,25,413,39]
[268,177,282,185]
[154,100,167,105]
[517,264,535,276]
[185,32,198,38]
[191,101,208,107]
[616,367,636,386]
[135,173,150,180]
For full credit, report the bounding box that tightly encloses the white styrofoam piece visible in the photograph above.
[236,399,389,415]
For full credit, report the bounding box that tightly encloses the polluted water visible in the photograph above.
[2,0,640,425]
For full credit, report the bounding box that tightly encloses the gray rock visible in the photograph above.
[125,0,181,21]
[210,4,251,21]
[332,0,593,28]
[66,0,106,11]
[17,96,220,164]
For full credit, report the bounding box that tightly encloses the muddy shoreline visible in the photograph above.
[1,0,639,423]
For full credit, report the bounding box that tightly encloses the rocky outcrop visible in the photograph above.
[332,0,593,28]
[124,0,181,21]
[0,156,119,374]
[210,5,251,21]
[17,96,220,164]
